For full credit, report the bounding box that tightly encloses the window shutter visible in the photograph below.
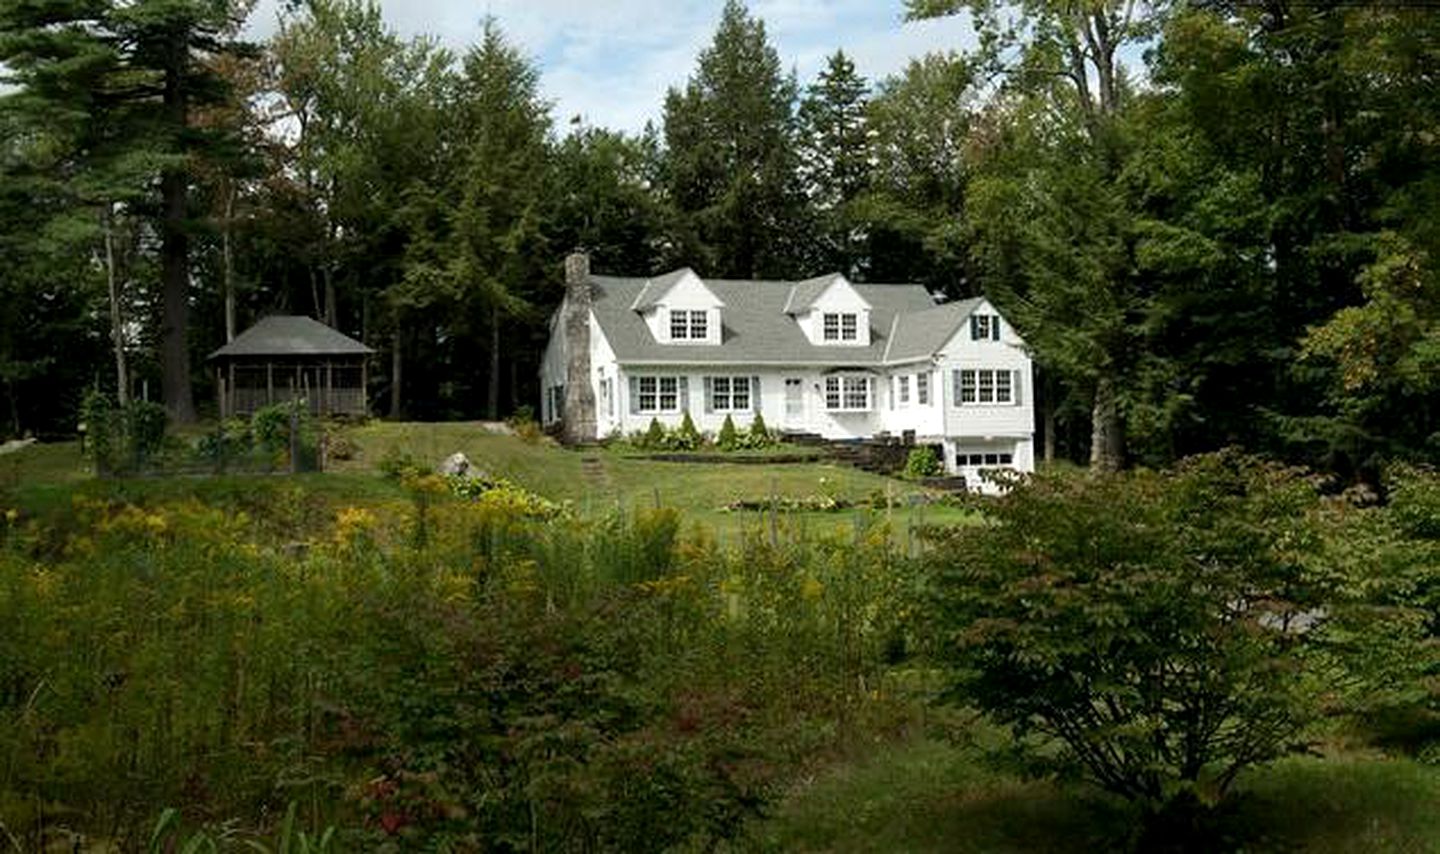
[992,317,1000,341]
[952,370,963,406]
[1013,369,1023,405]
[751,376,761,412]
[703,377,713,413]
[628,376,638,415]
[679,376,690,412]
[970,316,980,340]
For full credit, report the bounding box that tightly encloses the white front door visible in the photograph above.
[784,378,805,428]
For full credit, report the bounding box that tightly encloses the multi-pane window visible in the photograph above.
[954,369,1014,405]
[916,372,930,405]
[898,375,910,405]
[670,309,709,341]
[970,314,1001,341]
[636,376,681,413]
[959,452,1014,467]
[823,312,859,342]
[824,376,870,411]
[709,376,752,411]
[973,314,997,341]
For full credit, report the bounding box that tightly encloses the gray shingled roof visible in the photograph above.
[209,315,374,360]
[782,273,853,314]
[882,298,984,362]
[590,274,945,366]
[629,268,706,312]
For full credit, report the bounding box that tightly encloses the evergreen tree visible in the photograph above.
[660,0,809,279]
[798,50,870,277]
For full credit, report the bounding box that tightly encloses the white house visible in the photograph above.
[540,253,1035,489]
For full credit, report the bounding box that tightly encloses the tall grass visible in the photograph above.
[0,485,921,849]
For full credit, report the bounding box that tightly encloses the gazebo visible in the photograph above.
[210,315,374,417]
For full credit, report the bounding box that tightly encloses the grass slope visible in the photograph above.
[751,737,1440,853]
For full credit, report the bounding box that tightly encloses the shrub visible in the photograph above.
[642,418,666,449]
[717,415,739,450]
[748,412,772,446]
[79,391,170,475]
[926,452,1355,818]
[903,446,941,479]
[674,411,702,450]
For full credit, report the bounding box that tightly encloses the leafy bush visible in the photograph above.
[717,415,739,450]
[79,390,170,475]
[747,412,773,447]
[674,411,702,450]
[377,446,427,480]
[903,446,942,479]
[507,405,545,443]
[926,452,1365,818]
[642,417,666,449]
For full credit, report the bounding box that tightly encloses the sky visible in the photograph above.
[245,0,978,133]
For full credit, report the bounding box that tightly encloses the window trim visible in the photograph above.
[636,375,682,414]
[689,309,708,340]
[822,312,860,343]
[954,369,1014,406]
[824,375,871,412]
[708,375,752,412]
[898,375,910,405]
[916,372,930,406]
[669,310,689,341]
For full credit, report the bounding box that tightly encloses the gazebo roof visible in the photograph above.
[209,315,374,360]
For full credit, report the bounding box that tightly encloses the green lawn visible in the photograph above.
[2,421,974,539]
[748,736,1440,853]
[329,421,971,538]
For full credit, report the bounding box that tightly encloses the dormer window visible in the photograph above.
[823,312,859,342]
[970,314,1001,341]
[669,309,708,341]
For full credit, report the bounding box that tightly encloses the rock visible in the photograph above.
[438,452,472,477]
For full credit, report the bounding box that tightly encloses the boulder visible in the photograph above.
[438,452,472,477]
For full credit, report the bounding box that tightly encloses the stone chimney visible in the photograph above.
[562,251,597,444]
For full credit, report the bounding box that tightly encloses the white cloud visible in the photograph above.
[245,0,978,133]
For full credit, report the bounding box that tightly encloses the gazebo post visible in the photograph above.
[216,367,224,419]
[326,360,333,416]
[266,362,274,405]
[361,358,369,417]
[228,361,235,417]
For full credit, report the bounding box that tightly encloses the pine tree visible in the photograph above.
[660,0,810,279]
[799,51,870,277]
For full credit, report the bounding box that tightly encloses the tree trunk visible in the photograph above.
[103,204,129,406]
[223,186,236,343]
[309,266,323,320]
[390,324,404,420]
[1042,373,1056,464]
[161,167,195,422]
[1089,373,1124,473]
[323,265,337,328]
[160,35,195,423]
[487,304,500,421]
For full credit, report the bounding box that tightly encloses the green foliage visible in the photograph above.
[717,414,739,450]
[79,391,169,475]
[660,0,811,278]
[676,410,702,448]
[926,452,1358,812]
[0,479,919,849]
[903,446,941,479]
[642,417,666,449]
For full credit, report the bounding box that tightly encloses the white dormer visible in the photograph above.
[786,273,872,347]
[632,268,725,345]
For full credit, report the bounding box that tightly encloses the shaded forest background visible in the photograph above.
[1,0,1436,477]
